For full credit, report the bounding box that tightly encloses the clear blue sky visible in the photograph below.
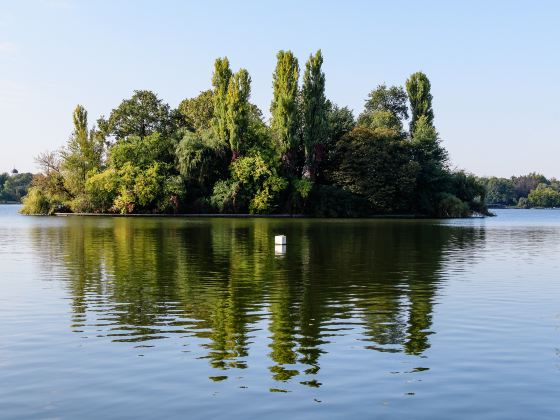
[1,0,559,177]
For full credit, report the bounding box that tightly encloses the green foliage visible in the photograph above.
[20,186,55,215]
[517,197,529,208]
[527,184,560,208]
[20,152,71,214]
[301,50,328,179]
[317,103,355,183]
[410,115,449,214]
[0,172,33,202]
[307,185,369,217]
[85,169,119,213]
[447,171,487,214]
[108,132,175,169]
[406,72,434,135]
[102,90,173,140]
[293,178,313,199]
[332,127,420,213]
[271,50,300,167]
[210,180,239,213]
[362,109,403,133]
[176,130,229,194]
[22,50,488,219]
[211,57,233,142]
[178,90,214,132]
[483,177,517,206]
[230,153,288,214]
[512,173,548,198]
[436,193,470,218]
[226,69,252,158]
[60,105,105,205]
[358,84,408,134]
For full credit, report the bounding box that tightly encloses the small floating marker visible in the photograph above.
[274,244,286,256]
[274,235,286,245]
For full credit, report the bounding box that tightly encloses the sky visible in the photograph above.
[0,0,559,177]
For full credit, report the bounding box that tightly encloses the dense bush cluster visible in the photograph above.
[21,50,488,217]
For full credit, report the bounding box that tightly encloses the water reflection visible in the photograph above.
[30,218,486,387]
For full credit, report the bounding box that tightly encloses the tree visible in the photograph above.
[358,84,408,133]
[178,90,214,132]
[301,50,328,180]
[176,129,229,196]
[512,173,548,198]
[406,72,434,135]
[484,177,517,206]
[0,172,33,202]
[102,90,173,140]
[60,105,105,208]
[270,50,300,172]
[226,69,252,159]
[234,154,288,214]
[316,102,355,183]
[448,171,487,215]
[332,127,420,213]
[527,183,560,208]
[211,57,233,142]
[410,115,448,214]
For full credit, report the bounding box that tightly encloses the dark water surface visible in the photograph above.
[1,205,560,419]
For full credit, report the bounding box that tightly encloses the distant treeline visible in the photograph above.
[21,50,488,217]
[479,174,560,208]
[0,171,33,203]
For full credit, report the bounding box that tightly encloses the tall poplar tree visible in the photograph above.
[301,50,328,180]
[270,50,300,172]
[61,105,104,200]
[406,72,434,135]
[212,57,232,142]
[226,69,251,160]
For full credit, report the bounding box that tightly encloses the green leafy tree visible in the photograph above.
[60,105,105,210]
[406,72,434,135]
[230,153,288,214]
[102,90,173,140]
[358,84,408,133]
[108,132,175,169]
[0,172,33,202]
[527,183,560,207]
[211,57,233,142]
[447,171,487,215]
[271,50,300,173]
[226,69,252,159]
[301,50,328,179]
[410,115,448,214]
[484,177,517,206]
[21,152,71,214]
[332,127,420,213]
[512,173,548,198]
[178,90,214,132]
[176,129,229,197]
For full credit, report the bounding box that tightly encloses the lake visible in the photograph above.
[1,205,559,419]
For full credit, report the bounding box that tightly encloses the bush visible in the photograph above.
[20,187,54,215]
[437,193,470,218]
[527,184,560,208]
[210,180,240,213]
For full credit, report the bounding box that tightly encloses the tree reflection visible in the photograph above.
[30,217,484,387]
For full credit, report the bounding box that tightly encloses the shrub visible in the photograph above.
[437,193,470,218]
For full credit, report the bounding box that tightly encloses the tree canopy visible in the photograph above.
[20,51,488,218]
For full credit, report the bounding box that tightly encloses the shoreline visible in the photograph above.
[53,212,486,219]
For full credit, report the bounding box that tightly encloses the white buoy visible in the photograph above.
[274,235,286,245]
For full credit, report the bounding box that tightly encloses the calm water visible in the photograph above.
[1,205,560,419]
